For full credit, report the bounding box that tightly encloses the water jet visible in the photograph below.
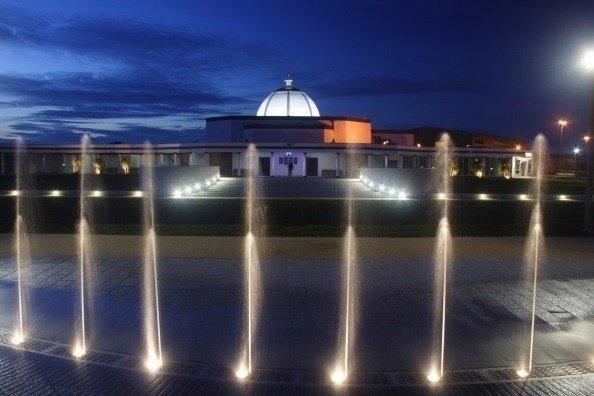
[12,138,31,348]
[428,133,453,382]
[236,144,263,380]
[518,134,547,377]
[142,142,164,373]
[330,167,358,385]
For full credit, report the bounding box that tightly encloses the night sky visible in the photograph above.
[0,0,593,145]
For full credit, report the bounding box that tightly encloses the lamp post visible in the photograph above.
[557,119,568,147]
[573,147,581,177]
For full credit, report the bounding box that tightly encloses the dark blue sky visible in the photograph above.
[0,0,593,145]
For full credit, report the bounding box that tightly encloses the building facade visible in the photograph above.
[0,76,532,179]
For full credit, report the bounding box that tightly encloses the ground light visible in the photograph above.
[437,192,446,200]
[389,188,396,195]
[50,190,62,197]
[235,364,249,380]
[9,190,19,196]
[519,194,528,200]
[10,332,24,345]
[426,369,441,383]
[132,190,143,197]
[516,368,529,378]
[91,190,103,197]
[379,184,385,192]
[330,368,346,385]
[479,193,488,200]
[72,342,86,358]
[398,191,407,200]
[144,354,162,373]
[173,189,182,198]
[194,183,201,190]
[559,194,568,200]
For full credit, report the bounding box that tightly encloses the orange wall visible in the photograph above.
[324,120,371,143]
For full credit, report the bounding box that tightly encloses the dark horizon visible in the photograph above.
[0,0,593,146]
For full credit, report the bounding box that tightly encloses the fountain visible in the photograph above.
[427,133,453,383]
[73,134,96,358]
[11,138,31,346]
[330,176,358,385]
[517,134,547,378]
[235,144,263,380]
[142,142,163,372]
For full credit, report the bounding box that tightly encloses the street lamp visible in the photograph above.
[582,49,594,71]
[557,119,568,147]
[573,147,581,177]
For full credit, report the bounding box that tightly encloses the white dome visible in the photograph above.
[257,76,320,117]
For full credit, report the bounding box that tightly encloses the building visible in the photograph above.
[0,76,532,179]
[372,126,523,149]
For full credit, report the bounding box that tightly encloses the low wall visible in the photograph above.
[359,168,436,197]
[146,166,220,197]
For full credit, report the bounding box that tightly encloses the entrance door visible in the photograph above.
[258,157,270,176]
[306,157,318,176]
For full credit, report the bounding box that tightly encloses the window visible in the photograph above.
[279,156,297,165]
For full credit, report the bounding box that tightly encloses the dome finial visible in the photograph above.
[284,75,293,88]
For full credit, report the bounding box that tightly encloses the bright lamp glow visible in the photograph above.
[173,189,182,198]
[132,190,143,197]
[72,343,86,358]
[516,368,529,378]
[519,194,528,200]
[582,49,594,71]
[184,186,192,194]
[398,190,407,200]
[559,194,568,200]
[10,332,24,345]
[557,119,568,127]
[389,188,396,195]
[378,184,385,192]
[145,355,162,373]
[235,364,249,380]
[91,190,103,197]
[573,147,581,154]
[479,193,488,200]
[330,368,346,385]
[9,190,19,196]
[50,190,62,197]
[426,369,441,383]
[437,192,446,200]
[194,183,201,190]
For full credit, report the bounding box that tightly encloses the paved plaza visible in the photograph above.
[0,235,592,393]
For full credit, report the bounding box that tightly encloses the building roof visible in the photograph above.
[256,76,320,117]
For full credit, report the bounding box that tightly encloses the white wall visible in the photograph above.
[315,152,338,176]
[271,151,305,176]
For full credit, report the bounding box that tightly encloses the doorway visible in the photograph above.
[306,157,318,176]
[258,157,271,176]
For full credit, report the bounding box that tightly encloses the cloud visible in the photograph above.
[0,6,282,142]
[7,121,204,144]
[0,6,281,74]
[0,73,249,113]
